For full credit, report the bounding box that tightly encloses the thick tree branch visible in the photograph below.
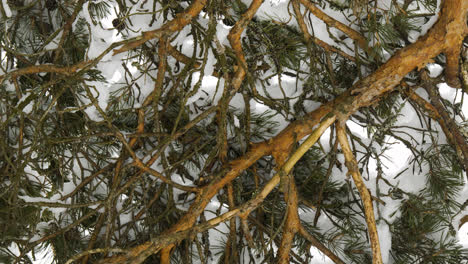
[96,116,336,264]
[445,44,462,87]
[277,177,300,263]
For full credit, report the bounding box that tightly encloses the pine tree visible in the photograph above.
[1,0,468,263]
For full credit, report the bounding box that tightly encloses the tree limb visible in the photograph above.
[336,122,383,264]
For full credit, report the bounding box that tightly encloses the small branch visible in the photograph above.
[421,72,468,174]
[167,43,201,68]
[113,0,207,55]
[66,248,127,264]
[336,122,383,264]
[298,224,346,264]
[404,86,465,167]
[227,0,264,92]
[298,0,368,51]
[292,0,356,62]
[159,0,265,261]
[459,215,468,228]
[225,183,239,263]
[130,160,198,193]
[53,0,87,62]
[0,62,89,82]
[240,217,256,249]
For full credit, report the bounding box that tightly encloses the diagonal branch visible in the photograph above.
[420,71,468,174]
[298,224,346,264]
[292,0,356,62]
[112,0,207,55]
[404,85,466,171]
[297,0,368,51]
[336,123,383,264]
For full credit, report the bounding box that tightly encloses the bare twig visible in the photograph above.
[336,122,383,264]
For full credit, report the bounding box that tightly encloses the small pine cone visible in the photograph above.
[112,18,126,31]
[222,17,235,26]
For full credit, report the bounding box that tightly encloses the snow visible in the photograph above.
[17,92,35,114]
[187,73,222,104]
[427,63,443,78]
[309,247,334,264]
[377,223,391,263]
[407,0,441,42]
[381,136,412,175]
[2,0,11,17]
[347,120,368,138]
[44,31,63,50]
[459,224,468,246]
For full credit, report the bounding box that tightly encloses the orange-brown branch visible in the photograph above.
[0,62,89,82]
[404,86,464,165]
[336,123,383,264]
[421,72,468,174]
[277,178,300,263]
[113,0,207,55]
[298,224,346,264]
[159,0,265,262]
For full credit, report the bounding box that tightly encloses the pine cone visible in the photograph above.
[112,18,126,31]
[45,0,57,10]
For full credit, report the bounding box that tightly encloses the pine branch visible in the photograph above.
[336,122,383,264]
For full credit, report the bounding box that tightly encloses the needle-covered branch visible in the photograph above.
[95,116,336,264]
[107,0,467,260]
[4,0,468,263]
[404,85,466,172]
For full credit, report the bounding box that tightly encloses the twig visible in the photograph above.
[297,0,368,51]
[112,0,207,55]
[421,71,468,174]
